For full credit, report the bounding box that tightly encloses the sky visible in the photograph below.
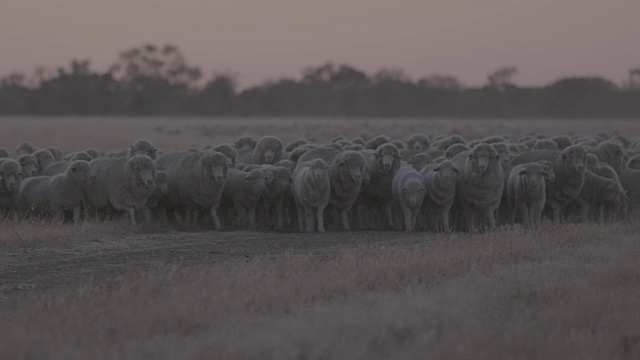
[1,0,639,88]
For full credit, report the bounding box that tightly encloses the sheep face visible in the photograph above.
[128,156,156,190]
[627,155,640,170]
[0,161,21,192]
[403,179,426,208]
[66,161,91,184]
[468,144,499,174]
[263,148,277,164]
[433,161,459,184]
[604,183,624,208]
[517,164,546,189]
[309,160,328,183]
[35,151,55,170]
[130,140,157,159]
[561,145,587,176]
[339,152,365,183]
[202,153,229,184]
[18,156,39,177]
[376,144,400,172]
[491,143,511,167]
[234,136,257,151]
[598,142,625,174]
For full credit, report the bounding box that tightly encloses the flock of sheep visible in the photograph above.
[0,131,638,232]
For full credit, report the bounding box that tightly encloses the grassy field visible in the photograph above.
[1,117,640,359]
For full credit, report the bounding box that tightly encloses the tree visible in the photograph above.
[487,66,518,91]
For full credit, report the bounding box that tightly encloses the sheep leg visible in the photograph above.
[128,208,137,226]
[304,207,314,233]
[442,204,452,232]
[247,207,257,230]
[296,202,305,232]
[73,206,82,225]
[485,209,496,230]
[532,200,544,226]
[520,203,530,228]
[384,204,394,228]
[316,205,326,233]
[211,207,222,230]
[275,202,284,230]
[340,208,350,230]
[410,210,419,232]
[403,207,413,232]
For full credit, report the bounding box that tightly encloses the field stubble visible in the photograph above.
[0,222,639,359]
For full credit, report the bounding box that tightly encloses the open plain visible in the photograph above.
[1,117,640,359]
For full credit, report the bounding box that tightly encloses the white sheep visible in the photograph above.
[391,167,426,232]
[292,159,331,233]
[18,160,90,223]
[84,155,157,226]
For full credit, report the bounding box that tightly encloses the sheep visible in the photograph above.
[566,170,625,224]
[46,147,64,162]
[292,159,331,233]
[507,162,549,227]
[141,171,169,223]
[552,136,572,150]
[482,135,507,144]
[391,140,406,150]
[620,167,640,220]
[391,167,426,232]
[586,153,599,172]
[233,136,257,151]
[445,144,470,159]
[251,136,284,165]
[0,159,22,214]
[84,148,101,159]
[84,155,157,226]
[330,135,346,143]
[285,138,308,152]
[212,144,237,168]
[128,139,158,159]
[408,153,431,172]
[359,143,402,229]
[626,155,640,170]
[274,159,296,173]
[15,142,35,156]
[297,147,367,230]
[17,160,90,224]
[219,168,267,230]
[0,148,9,158]
[155,151,229,229]
[434,135,466,151]
[420,160,459,232]
[534,139,559,151]
[406,134,430,151]
[352,137,365,146]
[17,154,39,177]
[33,149,55,172]
[591,141,625,175]
[250,165,292,230]
[452,143,504,231]
[511,145,588,223]
[364,135,391,150]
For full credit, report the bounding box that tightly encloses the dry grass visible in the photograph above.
[1,116,640,154]
[1,223,639,359]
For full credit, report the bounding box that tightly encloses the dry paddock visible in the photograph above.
[1,117,640,359]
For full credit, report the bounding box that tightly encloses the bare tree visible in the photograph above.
[487,67,518,91]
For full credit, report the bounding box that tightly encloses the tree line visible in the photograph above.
[1,44,639,118]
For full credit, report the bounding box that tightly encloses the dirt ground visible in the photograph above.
[0,230,428,308]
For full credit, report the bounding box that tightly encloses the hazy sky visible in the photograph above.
[1,0,638,88]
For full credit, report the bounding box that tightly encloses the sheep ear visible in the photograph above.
[433,166,440,172]
[606,184,614,191]
[518,167,528,175]
[453,167,460,174]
